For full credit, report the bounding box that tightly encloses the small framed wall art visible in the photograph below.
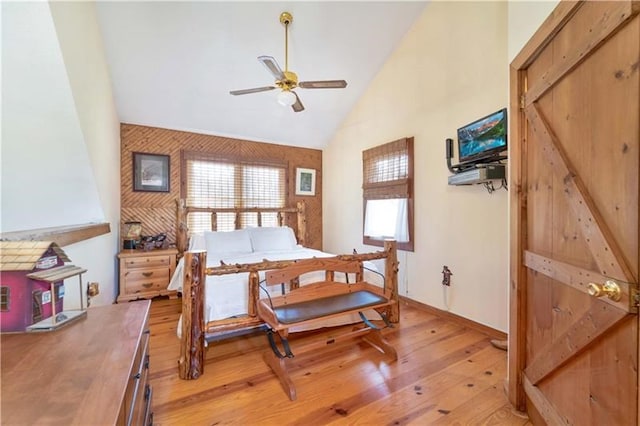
[295,167,316,196]
[133,152,170,192]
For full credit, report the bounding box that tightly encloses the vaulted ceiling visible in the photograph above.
[95,1,427,149]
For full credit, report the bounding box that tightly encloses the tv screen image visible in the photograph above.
[457,108,507,164]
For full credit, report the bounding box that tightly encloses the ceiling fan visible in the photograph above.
[229,11,348,113]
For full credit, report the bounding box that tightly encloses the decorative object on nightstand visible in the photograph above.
[117,248,178,302]
[123,221,142,249]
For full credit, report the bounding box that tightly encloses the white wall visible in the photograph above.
[324,1,509,331]
[1,2,120,306]
[508,0,560,62]
[1,2,104,230]
[49,1,122,306]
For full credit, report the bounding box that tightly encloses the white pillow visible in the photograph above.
[204,229,253,256]
[247,226,297,252]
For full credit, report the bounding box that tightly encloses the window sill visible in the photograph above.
[363,237,413,252]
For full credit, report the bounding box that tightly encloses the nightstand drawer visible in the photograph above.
[124,255,171,270]
[125,267,170,283]
[125,277,169,295]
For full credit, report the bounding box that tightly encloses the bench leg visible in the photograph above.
[362,329,398,362]
[263,350,297,401]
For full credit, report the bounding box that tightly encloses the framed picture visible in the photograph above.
[295,167,316,196]
[133,152,170,192]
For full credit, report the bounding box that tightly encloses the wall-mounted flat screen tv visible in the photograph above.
[457,108,507,164]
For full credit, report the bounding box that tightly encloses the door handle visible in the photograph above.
[587,280,621,302]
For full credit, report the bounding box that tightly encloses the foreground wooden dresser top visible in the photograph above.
[1,300,151,425]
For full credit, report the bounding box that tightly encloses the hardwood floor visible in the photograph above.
[148,298,531,425]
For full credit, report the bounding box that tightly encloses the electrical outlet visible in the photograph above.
[441,266,452,286]
[87,282,100,297]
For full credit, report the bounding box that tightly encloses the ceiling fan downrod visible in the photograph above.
[280,12,292,72]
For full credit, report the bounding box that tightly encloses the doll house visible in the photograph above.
[0,241,87,332]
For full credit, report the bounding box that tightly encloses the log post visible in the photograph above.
[248,270,259,317]
[176,199,188,255]
[296,201,307,247]
[356,261,364,282]
[290,277,300,290]
[178,250,206,380]
[384,240,400,323]
[325,270,335,282]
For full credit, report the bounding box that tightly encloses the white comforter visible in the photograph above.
[167,246,384,324]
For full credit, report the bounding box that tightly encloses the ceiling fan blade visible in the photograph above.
[298,80,348,89]
[292,92,305,113]
[258,55,285,80]
[229,86,276,96]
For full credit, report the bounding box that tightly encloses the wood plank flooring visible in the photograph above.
[148,298,531,425]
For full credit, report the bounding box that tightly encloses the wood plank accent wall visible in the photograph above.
[120,124,322,250]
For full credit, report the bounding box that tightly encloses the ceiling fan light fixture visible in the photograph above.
[277,90,297,107]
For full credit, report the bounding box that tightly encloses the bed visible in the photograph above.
[172,199,399,380]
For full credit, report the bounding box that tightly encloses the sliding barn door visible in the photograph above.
[509,1,639,424]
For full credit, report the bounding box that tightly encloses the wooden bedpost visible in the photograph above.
[176,199,188,255]
[248,271,259,317]
[296,201,307,246]
[384,240,400,323]
[178,250,206,380]
[211,212,217,232]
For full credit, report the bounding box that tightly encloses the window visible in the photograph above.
[0,286,9,311]
[362,137,414,251]
[182,151,287,234]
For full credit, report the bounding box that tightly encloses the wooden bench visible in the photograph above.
[257,258,398,401]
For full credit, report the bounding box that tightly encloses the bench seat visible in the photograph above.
[272,290,387,324]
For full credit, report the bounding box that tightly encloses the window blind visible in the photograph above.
[363,137,412,200]
[182,151,286,234]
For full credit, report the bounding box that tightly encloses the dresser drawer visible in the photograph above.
[120,318,151,426]
[129,332,150,425]
[124,255,171,270]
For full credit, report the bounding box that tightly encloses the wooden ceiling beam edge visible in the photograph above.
[0,223,111,247]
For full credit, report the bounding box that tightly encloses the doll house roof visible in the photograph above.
[0,241,71,271]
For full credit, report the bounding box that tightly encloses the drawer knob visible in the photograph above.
[142,283,153,288]
[142,272,153,278]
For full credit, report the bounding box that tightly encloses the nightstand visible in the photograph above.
[117,248,178,302]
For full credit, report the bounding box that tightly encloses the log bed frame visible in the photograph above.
[174,199,399,380]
